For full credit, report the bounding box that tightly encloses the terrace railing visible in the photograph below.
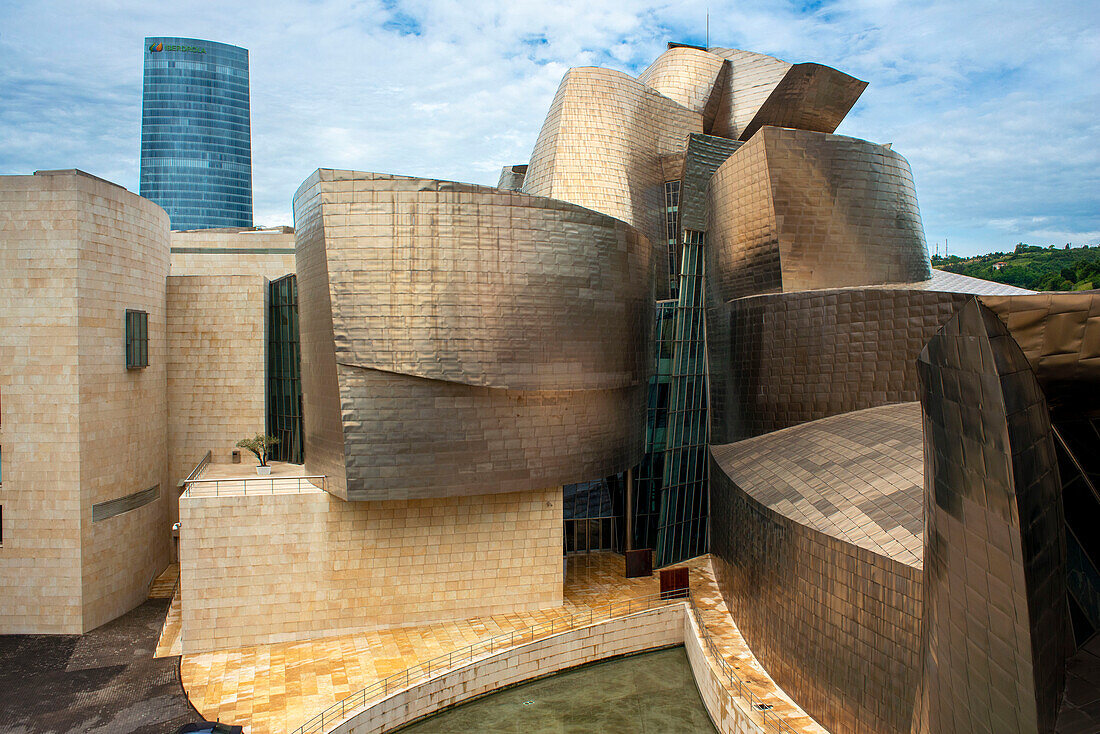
[177,450,212,490]
[291,586,803,734]
[181,474,326,498]
[290,592,682,734]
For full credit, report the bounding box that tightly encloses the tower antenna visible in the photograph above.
[706,10,710,49]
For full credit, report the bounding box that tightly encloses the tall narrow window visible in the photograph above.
[125,309,149,369]
[664,181,681,300]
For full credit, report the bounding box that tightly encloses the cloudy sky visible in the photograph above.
[2,0,1097,256]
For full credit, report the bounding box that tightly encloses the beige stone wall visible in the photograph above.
[0,170,172,633]
[170,227,295,279]
[179,487,563,653]
[166,275,268,495]
[0,174,86,633]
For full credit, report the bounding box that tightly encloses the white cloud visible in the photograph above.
[0,0,1096,254]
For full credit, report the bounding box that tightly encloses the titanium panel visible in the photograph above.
[293,171,348,496]
[707,127,932,302]
[981,292,1100,411]
[302,170,652,392]
[522,67,702,299]
[709,288,971,444]
[706,47,793,140]
[637,47,727,132]
[336,365,645,502]
[496,164,527,191]
[710,404,924,734]
[914,299,1067,734]
[713,403,924,567]
[923,268,1036,295]
[739,62,868,141]
[293,169,652,501]
[679,134,744,233]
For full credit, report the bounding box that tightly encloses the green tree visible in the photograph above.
[236,434,280,467]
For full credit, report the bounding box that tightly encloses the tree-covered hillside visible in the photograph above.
[933,244,1100,291]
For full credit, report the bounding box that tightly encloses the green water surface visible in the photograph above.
[396,646,717,733]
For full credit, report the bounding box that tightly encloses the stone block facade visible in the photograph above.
[166,275,268,494]
[0,170,171,633]
[178,487,564,653]
[169,227,295,279]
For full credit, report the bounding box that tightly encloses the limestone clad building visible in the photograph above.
[3,39,1100,734]
[0,170,172,633]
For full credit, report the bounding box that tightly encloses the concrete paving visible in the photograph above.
[0,599,201,734]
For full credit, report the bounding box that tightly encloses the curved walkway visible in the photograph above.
[174,554,828,734]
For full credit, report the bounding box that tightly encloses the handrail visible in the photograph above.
[290,591,682,734]
[181,474,326,498]
[684,593,799,734]
[177,450,212,488]
[291,586,804,734]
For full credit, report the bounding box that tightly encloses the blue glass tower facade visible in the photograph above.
[141,37,252,230]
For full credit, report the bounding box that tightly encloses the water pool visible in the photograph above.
[395,646,717,733]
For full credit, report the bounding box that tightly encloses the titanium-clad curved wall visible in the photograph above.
[914,299,1067,734]
[708,288,971,444]
[637,47,727,129]
[522,67,702,297]
[294,169,653,501]
[707,127,932,302]
[710,404,925,734]
[705,47,792,139]
[980,292,1100,413]
[737,63,868,141]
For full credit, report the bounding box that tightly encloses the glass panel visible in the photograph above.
[266,274,303,463]
[655,230,709,566]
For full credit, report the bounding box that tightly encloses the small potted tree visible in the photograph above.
[236,434,280,475]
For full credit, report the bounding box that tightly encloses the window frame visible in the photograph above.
[125,309,149,369]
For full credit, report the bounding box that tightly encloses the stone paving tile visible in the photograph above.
[149,563,180,599]
[156,587,182,658]
[178,553,824,734]
[686,559,828,734]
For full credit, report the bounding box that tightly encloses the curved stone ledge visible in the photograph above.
[325,601,789,734]
[327,605,688,734]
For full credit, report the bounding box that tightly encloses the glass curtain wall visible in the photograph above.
[665,181,682,300]
[267,274,303,464]
[140,37,252,230]
[655,229,710,566]
[564,474,627,554]
[632,300,677,552]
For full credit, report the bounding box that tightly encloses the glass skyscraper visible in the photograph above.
[140,37,252,230]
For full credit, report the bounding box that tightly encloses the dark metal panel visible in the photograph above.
[913,298,1067,734]
[91,485,160,523]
